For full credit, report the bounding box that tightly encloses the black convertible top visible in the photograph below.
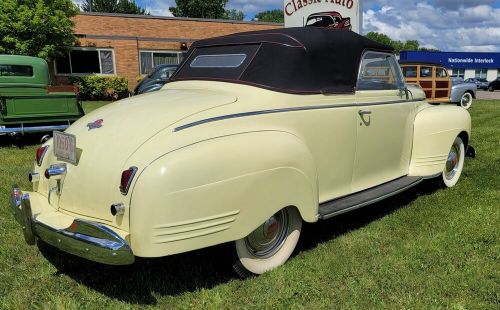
[170,27,393,94]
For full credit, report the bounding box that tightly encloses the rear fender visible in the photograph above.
[129,131,318,257]
[409,105,471,177]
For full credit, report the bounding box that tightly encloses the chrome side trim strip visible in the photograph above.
[174,99,411,132]
[0,124,69,134]
[319,177,424,220]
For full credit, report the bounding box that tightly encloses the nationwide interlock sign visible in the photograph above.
[284,0,362,33]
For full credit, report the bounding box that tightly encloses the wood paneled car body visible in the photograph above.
[10,28,473,277]
[399,61,476,109]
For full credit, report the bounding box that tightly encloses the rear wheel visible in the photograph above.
[233,207,302,278]
[441,136,465,188]
[459,92,473,109]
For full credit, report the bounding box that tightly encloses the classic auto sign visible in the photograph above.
[284,0,362,33]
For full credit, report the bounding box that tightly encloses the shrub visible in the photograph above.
[70,76,129,101]
[136,75,145,83]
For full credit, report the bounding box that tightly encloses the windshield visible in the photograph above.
[148,66,177,80]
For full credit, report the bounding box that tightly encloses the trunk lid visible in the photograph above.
[54,88,236,224]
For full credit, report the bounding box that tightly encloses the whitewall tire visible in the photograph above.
[460,92,473,109]
[233,207,302,277]
[441,136,465,188]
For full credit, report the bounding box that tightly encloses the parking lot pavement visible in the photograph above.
[476,90,500,100]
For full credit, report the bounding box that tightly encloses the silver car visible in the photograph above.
[450,77,476,109]
[465,78,489,90]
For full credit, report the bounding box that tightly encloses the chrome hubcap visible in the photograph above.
[245,210,289,258]
[461,94,471,107]
[445,142,461,180]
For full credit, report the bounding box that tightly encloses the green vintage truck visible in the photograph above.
[0,55,84,137]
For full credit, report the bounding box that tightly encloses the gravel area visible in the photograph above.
[476,90,500,100]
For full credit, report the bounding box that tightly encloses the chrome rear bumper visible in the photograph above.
[0,124,69,134]
[9,186,134,265]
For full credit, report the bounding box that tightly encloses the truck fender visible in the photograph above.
[409,105,471,177]
[129,130,318,257]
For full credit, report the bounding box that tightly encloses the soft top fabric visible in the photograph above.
[171,27,394,94]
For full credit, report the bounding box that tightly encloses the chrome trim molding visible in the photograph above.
[319,177,424,220]
[0,124,69,134]
[174,99,411,132]
[9,187,134,265]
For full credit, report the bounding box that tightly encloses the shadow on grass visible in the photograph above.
[38,180,440,305]
[0,133,45,148]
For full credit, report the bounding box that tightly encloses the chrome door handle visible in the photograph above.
[358,110,372,115]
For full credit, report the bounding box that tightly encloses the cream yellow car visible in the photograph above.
[10,28,473,277]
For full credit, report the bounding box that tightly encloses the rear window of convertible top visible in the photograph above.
[174,44,259,80]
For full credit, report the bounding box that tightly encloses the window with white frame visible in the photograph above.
[55,48,115,75]
[451,68,465,78]
[140,50,186,75]
[475,68,487,79]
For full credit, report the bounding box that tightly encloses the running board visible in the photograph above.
[318,176,423,220]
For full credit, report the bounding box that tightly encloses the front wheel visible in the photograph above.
[441,136,465,188]
[488,86,494,92]
[459,92,473,109]
[233,207,302,278]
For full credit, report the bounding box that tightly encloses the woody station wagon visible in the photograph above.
[10,28,473,277]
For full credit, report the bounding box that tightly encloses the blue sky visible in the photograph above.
[73,0,500,52]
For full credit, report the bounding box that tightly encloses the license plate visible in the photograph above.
[53,131,77,164]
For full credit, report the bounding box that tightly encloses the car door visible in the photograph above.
[351,52,416,193]
[418,65,434,100]
[435,67,451,100]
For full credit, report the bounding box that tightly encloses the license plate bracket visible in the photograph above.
[53,131,77,164]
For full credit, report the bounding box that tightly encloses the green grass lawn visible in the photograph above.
[0,100,498,309]
[82,101,111,114]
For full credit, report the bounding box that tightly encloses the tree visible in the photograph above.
[0,0,78,61]
[403,40,420,51]
[365,32,435,54]
[170,0,228,19]
[254,9,284,23]
[222,9,244,21]
[81,0,149,15]
[365,32,393,47]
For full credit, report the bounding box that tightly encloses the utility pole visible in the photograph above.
[89,0,93,12]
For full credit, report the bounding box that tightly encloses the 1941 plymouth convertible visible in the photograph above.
[10,28,473,277]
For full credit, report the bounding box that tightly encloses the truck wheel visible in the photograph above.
[459,92,473,109]
[441,136,465,188]
[233,206,302,278]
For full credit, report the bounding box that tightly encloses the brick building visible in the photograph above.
[51,12,282,90]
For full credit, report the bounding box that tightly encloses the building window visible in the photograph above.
[140,51,186,75]
[475,69,488,79]
[55,48,115,75]
[0,64,33,77]
[451,68,465,78]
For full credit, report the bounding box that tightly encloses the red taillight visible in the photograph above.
[120,167,138,195]
[36,146,49,167]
